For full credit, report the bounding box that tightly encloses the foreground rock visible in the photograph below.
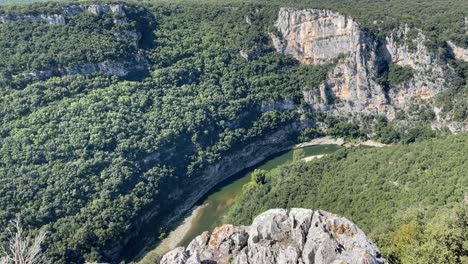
[161,209,386,264]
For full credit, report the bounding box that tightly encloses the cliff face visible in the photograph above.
[0,4,125,25]
[272,8,451,120]
[273,8,383,117]
[161,209,386,264]
[2,4,147,79]
[384,26,449,109]
[273,9,362,65]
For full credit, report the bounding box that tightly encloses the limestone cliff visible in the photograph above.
[161,209,386,264]
[271,8,452,121]
[2,4,148,79]
[0,4,125,25]
[384,26,450,113]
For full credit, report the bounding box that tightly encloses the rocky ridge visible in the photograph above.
[271,8,451,123]
[0,4,126,25]
[16,55,147,79]
[161,208,386,264]
[2,4,148,79]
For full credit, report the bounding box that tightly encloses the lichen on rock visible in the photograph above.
[160,209,386,264]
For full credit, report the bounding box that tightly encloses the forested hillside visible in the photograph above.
[0,2,329,262]
[227,134,468,263]
[0,0,466,263]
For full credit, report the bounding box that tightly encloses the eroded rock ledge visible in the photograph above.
[161,208,386,264]
[0,4,126,25]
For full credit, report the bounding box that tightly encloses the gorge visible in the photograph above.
[0,1,466,263]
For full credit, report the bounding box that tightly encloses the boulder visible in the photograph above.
[160,209,386,264]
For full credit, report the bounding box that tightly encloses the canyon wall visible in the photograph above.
[127,122,313,259]
[0,4,125,25]
[272,8,452,120]
[2,4,146,79]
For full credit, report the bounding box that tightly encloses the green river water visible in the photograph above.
[177,144,342,247]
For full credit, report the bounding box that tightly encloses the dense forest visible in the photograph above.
[227,134,468,263]
[0,0,466,263]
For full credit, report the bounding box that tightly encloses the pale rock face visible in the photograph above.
[272,8,452,120]
[384,26,449,110]
[447,41,468,62]
[39,14,66,25]
[261,99,297,112]
[273,8,361,64]
[0,14,65,25]
[161,209,386,264]
[272,8,388,117]
[465,17,468,33]
[160,247,188,264]
[0,4,126,26]
[87,4,125,16]
[431,106,468,133]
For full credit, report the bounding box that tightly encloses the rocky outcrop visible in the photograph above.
[272,8,451,120]
[261,99,297,112]
[161,208,386,264]
[17,58,147,79]
[0,4,126,25]
[240,49,264,61]
[447,41,468,62]
[4,4,148,79]
[0,14,65,25]
[384,26,449,110]
[431,106,468,133]
[273,9,364,65]
[272,8,388,117]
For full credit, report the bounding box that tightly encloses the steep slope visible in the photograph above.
[0,3,328,263]
[161,209,386,264]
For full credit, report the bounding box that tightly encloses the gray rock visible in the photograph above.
[160,209,386,264]
[1,4,126,26]
[160,247,188,264]
[0,14,65,25]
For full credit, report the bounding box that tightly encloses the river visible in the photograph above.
[142,144,342,260]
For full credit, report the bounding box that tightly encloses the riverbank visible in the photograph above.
[139,204,207,263]
[298,137,387,162]
[301,154,325,162]
[294,136,387,149]
[294,136,345,148]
